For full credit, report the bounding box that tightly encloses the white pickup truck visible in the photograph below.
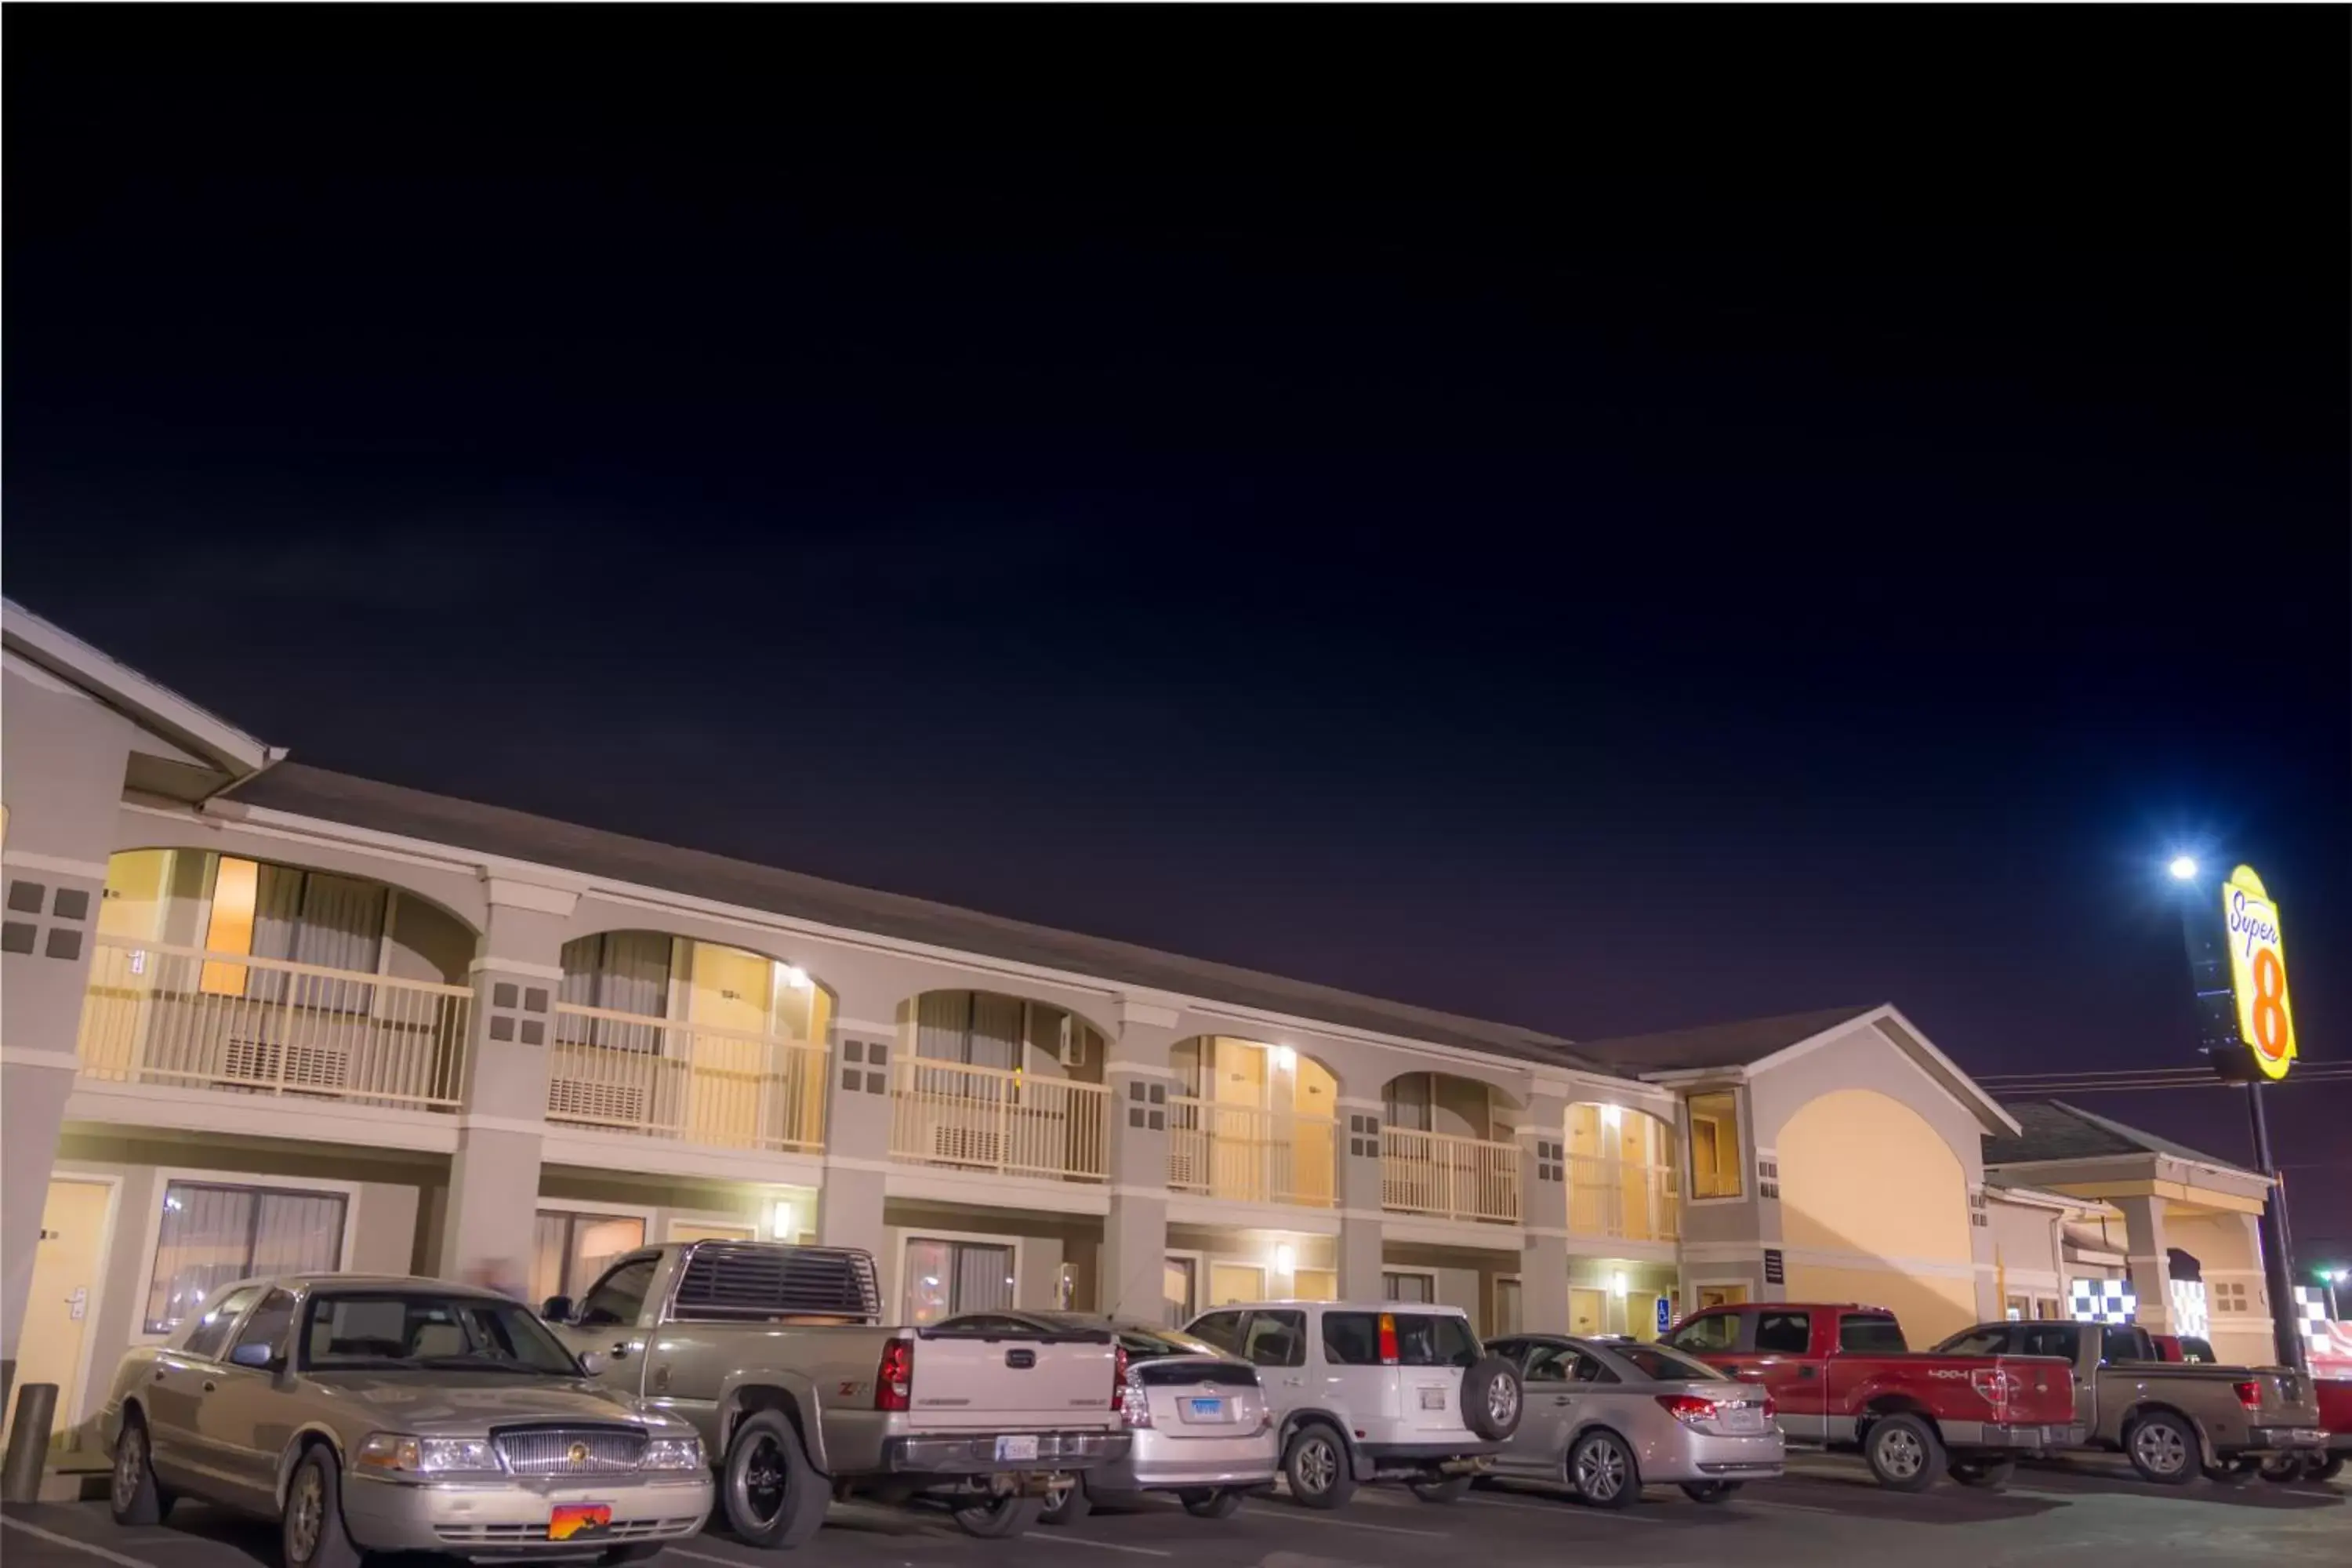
[545,1241,1127,1543]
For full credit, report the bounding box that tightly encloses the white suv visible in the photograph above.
[1184,1301,1521,1508]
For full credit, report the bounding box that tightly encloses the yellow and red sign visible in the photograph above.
[547,1504,612,1542]
[2223,865,2296,1080]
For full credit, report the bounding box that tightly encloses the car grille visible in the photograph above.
[433,1519,699,1544]
[492,1427,648,1475]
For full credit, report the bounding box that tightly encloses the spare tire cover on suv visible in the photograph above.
[1461,1356,1523,1441]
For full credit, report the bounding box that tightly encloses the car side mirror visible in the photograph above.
[541,1296,574,1324]
[228,1343,279,1370]
[576,1349,609,1376]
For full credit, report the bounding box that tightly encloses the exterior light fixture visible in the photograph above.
[1274,1244,1296,1276]
[2168,855,2199,882]
[1601,1104,1623,1129]
[770,1200,796,1239]
[779,964,812,991]
[1271,1045,1297,1072]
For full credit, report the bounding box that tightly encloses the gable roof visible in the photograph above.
[1572,1005,1882,1073]
[1982,1099,2252,1175]
[220,762,1599,1070]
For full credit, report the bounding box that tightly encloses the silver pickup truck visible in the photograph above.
[543,1241,1127,1544]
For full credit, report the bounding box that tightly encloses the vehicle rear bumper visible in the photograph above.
[2245,1426,2329,1452]
[1639,1431,1786,1483]
[341,1473,713,1557]
[1094,1428,1279,1493]
[880,1431,1131,1475]
[1941,1421,2085,1450]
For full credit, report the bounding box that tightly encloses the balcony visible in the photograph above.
[1382,1127,1522,1224]
[1167,1099,1338,1207]
[76,935,470,1110]
[1566,1152,1680,1242]
[547,1004,826,1152]
[889,1058,1109,1181]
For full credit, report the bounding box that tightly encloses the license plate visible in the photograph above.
[995,1435,1040,1462]
[1419,1388,1446,1411]
[547,1504,612,1542]
[1721,1406,1766,1435]
[1183,1397,1227,1422]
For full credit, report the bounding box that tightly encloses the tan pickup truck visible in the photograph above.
[545,1241,1127,1543]
[1933,1320,2326,1485]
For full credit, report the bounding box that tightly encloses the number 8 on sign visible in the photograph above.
[2223,866,2296,1080]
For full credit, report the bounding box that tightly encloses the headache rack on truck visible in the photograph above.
[668,1240,882,1323]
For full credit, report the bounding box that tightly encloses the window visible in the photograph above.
[1753,1312,1811,1355]
[1664,1311,1741,1354]
[2004,1294,2031,1322]
[1382,1272,1435,1304]
[1384,1073,1432,1132]
[1616,1344,1724,1382]
[576,1256,657,1327]
[1838,1314,1907,1353]
[180,1286,263,1360]
[1937,1326,2016,1356]
[229,1289,299,1365]
[303,1292,576,1374]
[1162,1258,1196,1327]
[1323,1311,1479,1367]
[1323,1312,1381,1367]
[1188,1312,1246,1354]
[1521,1343,1580,1382]
[902,1238,1014,1326]
[1494,1278,1522,1338]
[198,858,388,1005]
[145,1181,347,1334]
[1686,1091,1744,1199]
[532,1210,648,1307]
[2179,1336,2216,1363]
[2100,1325,2149,1364]
[2017,1323,2078,1360]
[556,932,676,1049]
[1241,1310,1307,1368]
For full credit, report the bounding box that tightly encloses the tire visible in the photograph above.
[2259,1454,2312,1484]
[1179,1488,1246,1519]
[1460,1357,1524,1442]
[2204,1457,2261,1487]
[1408,1475,1472,1504]
[282,1446,364,1568]
[109,1414,171,1527]
[951,1496,1043,1540]
[2310,1454,2345,1483]
[1567,1429,1639,1509]
[1679,1481,1742,1504]
[1948,1458,2017,1490]
[723,1410,830,1549]
[1283,1425,1356,1510]
[2124,1412,2199,1486]
[1040,1473,1092,1526]
[1864,1414,1944,1494]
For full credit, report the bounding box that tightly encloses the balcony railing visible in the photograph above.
[1382,1127,1522,1224]
[76,936,470,1110]
[548,1004,826,1152]
[1167,1098,1338,1207]
[1566,1152,1681,1242]
[889,1058,1109,1181]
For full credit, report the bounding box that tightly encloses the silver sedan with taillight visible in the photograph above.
[1486,1334,1784,1508]
[929,1312,1279,1522]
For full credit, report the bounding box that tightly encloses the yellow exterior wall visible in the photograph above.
[1777,1088,1976,1343]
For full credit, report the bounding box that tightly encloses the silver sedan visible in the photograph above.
[1486,1334,1784,1508]
[100,1274,713,1567]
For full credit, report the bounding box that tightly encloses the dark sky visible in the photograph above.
[9,12,2348,1247]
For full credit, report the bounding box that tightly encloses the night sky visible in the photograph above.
[9,13,2347,1248]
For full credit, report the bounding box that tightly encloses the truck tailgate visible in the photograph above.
[908,1328,1119,1431]
[1988,1353,2076,1426]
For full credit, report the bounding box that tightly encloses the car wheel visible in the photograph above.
[2309,1454,2345,1483]
[1040,1473,1092,1526]
[109,1415,172,1527]
[2125,1413,2198,1486]
[1679,1481,1742,1504]
[1567,1429,1639,1509]
[1947,1458,2016,1490]
[724,1410,829,1548]
[951,1496,1043,1539]
[1864,1414,1944,1494]
[1283,1426,1356,1510]
[1179,1488,1246,1519]
[282,1446,363,1568]
[2203,1457,2262,1487]
[1460,1357,1524,1442]
[2259,1454,2313,1484]
[1408,1475,1472,1503]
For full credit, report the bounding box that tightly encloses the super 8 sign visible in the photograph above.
[2223,865,2296,1080]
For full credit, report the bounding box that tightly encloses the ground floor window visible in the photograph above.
[532,1210,648,1307]
[1382,1271,1435,1304]
[903,1238,1014,1325]
[146,1180,347,1333]
[1163,1257,1196,1326]
[1494,1277,1522,1338]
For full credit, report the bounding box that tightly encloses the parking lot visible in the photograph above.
[7,1455,2347,1568]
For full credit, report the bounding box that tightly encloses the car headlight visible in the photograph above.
[640,1436,706,1472]
[355,1433,503,1477]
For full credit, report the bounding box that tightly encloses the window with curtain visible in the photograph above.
[557,933,675,1051]
[913,992,1022,1070]
[530,1210,649,1306]
[144,1180,347,1333]
[1384,1074,1432,1132]
[200,858,388,1007]
[902,1238,1014,1326]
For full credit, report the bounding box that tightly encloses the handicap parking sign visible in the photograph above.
[1655,1296,1672,1334]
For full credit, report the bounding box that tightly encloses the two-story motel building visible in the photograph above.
[0,601,2287,1447]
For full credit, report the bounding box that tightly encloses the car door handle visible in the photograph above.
[1281,1377,1305,1387]
[1550,1396,1573,1406]
[610,1342,632,1359]
[152,1370,167,1383]
[1797,1367,1817,1380]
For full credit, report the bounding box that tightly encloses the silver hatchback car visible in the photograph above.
[1486,1334,1784,1507]
[101,1275,713,1567]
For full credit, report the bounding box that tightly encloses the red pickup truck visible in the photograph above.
[1661,1302,2080,1492]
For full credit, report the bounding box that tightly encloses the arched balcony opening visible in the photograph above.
[549,931,830,1153]
[889,990,1113,1182]
[1381,1072,1525,1225]
[78,848,476,1110]
[1166,1036,1340,1209]
[1564,1102,1680,1242]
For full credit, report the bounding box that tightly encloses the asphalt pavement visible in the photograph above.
[7,1455,2347,1568]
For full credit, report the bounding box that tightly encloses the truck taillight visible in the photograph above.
[1112,1345,1127,1410]
[877,1338,914,1412]
[1969,1367,2021,1417]
[1656,1394,1720,1428]
[1760,1396,1777,1421]
[2233,1379,2262,1412]
[1377,1313,1400,1367]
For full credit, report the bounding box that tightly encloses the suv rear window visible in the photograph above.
[1838,1314,1907,1353]
[1322,1312,1480,1367]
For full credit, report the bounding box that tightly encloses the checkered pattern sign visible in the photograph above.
[2169,1279,2209,1338]
[2070,1276,2136,1325]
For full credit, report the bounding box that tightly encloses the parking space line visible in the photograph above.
[1023,1532,1173,1558]
[2,1517,162,1568]
[1241,1506,1446,1538]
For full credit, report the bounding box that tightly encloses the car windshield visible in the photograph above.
[1610,1344,1726,1382]
[303,1292,579,1375]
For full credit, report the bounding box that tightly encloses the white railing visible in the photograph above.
[888,1058,1109,1181]
[1167,1098,1338,1207]
[1382,1127,1522,1224]
[1566,1152,1681,1242]
[76,936,470,1110]
[548,1004,826,1152]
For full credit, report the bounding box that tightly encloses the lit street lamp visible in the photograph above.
[2168,855,2199,882]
